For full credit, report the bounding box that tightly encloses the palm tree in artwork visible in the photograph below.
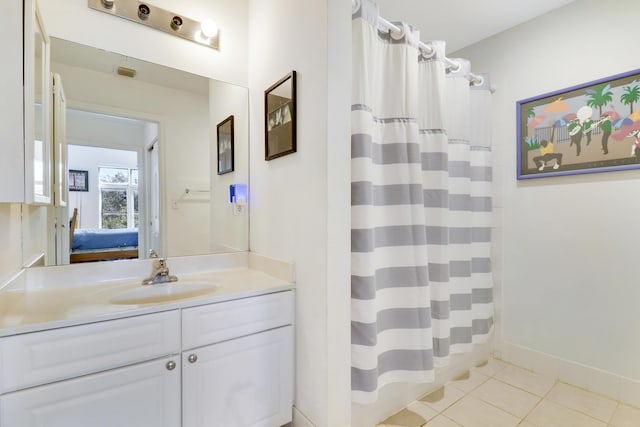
[528,107,535,119]
[620,81,640,115]
[586,84,613,116]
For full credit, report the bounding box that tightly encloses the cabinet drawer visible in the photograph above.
[182,291,294,350]
[0,310,180,393]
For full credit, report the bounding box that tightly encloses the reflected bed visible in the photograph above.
[69,208,139,263]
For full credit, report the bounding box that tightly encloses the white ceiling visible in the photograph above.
[375,0,577,54]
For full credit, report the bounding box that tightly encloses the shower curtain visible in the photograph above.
[351,0,494,404]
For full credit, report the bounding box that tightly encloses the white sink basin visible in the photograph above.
[110,281,219,305]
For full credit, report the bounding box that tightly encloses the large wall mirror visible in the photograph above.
[22,37,249,267]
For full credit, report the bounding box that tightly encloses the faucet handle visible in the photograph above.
[149,249,159,258]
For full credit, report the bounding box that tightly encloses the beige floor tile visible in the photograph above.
[381,407,428,427]
[610,404,640,427]
[449,370,490,393]
[419,384,466,412]
[406,402,438,423]
[473,358,508,377]
[525,399,606,427]
[518,421,537,427]
[443,395,520,427]
[472,378,541,418]
[424,415,462,426]
[546,382,617,422]
[494,364,555,397]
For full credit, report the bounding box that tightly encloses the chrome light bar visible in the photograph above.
[88,0,220,50]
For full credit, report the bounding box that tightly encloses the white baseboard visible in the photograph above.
[498,342,640,408]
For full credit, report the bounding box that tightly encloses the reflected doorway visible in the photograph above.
[57,108,160,264]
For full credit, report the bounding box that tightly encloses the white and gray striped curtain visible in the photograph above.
[351,0,494,404]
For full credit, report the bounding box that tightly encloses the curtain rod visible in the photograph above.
[352,0,484,87]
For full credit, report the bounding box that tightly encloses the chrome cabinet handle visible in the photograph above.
[188,354,198,364]
[166,360,176,370]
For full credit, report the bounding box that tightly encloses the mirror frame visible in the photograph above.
[216,115,234,175]
[264,71,296,160]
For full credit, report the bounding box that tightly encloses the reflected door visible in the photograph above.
[52,73,69,265]
[146,139,161,257]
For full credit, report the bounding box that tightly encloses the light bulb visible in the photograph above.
[200,20,218,39]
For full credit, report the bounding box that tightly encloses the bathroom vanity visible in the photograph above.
[0,254,295,427]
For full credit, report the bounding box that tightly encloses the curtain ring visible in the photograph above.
[389,23,405,41]
[471,75,485,87]
[420,43,436,59]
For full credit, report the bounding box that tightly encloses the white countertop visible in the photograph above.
[0,267,294,337]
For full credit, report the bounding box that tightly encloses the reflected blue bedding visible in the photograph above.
[72,228,139,251]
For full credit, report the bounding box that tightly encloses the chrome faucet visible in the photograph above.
[142,258,178,285]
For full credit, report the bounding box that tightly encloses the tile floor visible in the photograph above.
[378,359,640,427]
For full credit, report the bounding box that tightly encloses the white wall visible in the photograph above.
[0,205,22,286]
[20,205,47,268]
[39,0,249,87]
[209,80,249,252]
[247,0,351,426]
[457,0,640,384]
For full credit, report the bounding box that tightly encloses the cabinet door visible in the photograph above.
[183,326,294,427]
[24,0,52,204]
[0,356,181,427]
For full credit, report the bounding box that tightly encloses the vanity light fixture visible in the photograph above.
[87,0,220,50]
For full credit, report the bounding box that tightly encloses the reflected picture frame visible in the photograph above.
[217,115,234,175]
[68,169,88,192]
[265,71,297,160]
[517,68,640,179]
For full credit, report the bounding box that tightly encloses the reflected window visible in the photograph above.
[99,167,138,229]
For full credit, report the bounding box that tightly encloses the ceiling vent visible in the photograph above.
[117,66,137,78]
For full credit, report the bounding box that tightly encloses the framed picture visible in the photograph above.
[68,170,89,192]
[265,71,296,160]
[217,115,234,175]
[517,68,640,179]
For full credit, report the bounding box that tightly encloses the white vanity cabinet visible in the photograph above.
[0,290,294,427]
[0,0,52,203]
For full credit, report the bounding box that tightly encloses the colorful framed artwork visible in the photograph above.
[217,115,234,175]
[517,69,640,179]
[265,71,296,160]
